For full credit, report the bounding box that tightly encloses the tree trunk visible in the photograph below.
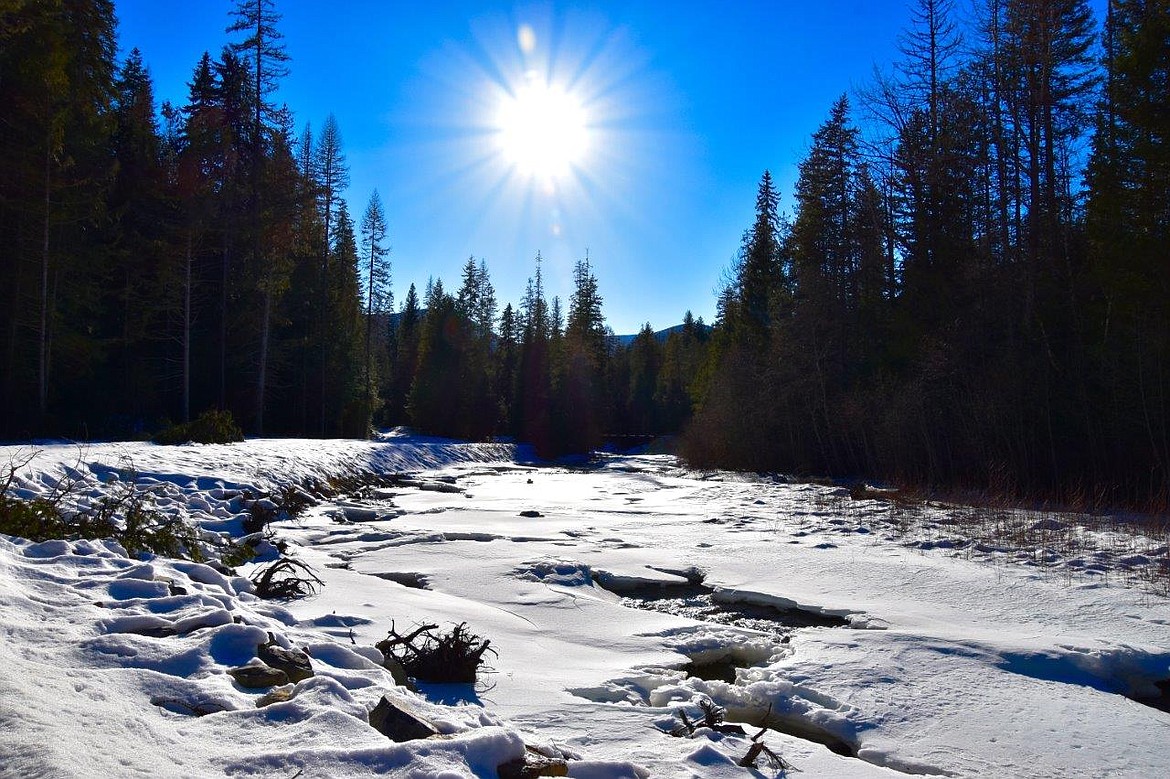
[256,285,272,435]
[39,144,51,418]
[183,232,192,424]
[320,184,332,437]
[365,266,374,437]
[220,239,230,409]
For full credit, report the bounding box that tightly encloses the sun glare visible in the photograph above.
[495,77,589,181]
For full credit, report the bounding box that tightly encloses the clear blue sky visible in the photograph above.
[114,1,1103,335]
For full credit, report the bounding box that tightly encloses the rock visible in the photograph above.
[417,481,462,494]
[368,695,440,742]
[257,633,314,683]
[229,663,289,688]
[255,685,296,708]
[130,624,178,638]
[341,504,379,522]
[497,753,569,778]
[519,510,542,518]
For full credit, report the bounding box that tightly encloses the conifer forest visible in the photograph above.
[1,0,1168,509]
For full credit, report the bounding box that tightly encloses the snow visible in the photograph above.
[2,436,1169,777]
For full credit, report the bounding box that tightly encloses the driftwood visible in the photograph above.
[669,699,795,771]
[737,706,797,772]
[249,558,323,599]
[670,697,744,737]
[375,621,495,683]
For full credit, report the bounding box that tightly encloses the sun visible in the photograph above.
[495,76,589,181]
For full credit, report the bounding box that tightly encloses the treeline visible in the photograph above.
[382,254,710,456]
[684,0,1170,508]
[0,0,379,438]
[3,0,1168,507]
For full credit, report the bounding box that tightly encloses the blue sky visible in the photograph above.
[115,1,1102,334]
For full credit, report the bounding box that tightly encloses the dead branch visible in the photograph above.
[699,697,726,728]
[250,558,324,599]
[375,621,495,683]
[738,704,797,772]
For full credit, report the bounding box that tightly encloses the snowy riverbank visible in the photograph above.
[2,436,1169,777]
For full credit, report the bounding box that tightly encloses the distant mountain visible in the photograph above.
[608,322,711,348]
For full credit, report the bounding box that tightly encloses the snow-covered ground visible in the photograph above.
[2,437,1169,778]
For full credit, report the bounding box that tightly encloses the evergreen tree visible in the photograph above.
[105,48,167,427]
[173,52,222,424]
[737,170,785,335]
[314,113,349,434]
[627,324,662,434]
[226,0,290,135]
[251,106,300,433]
[387,283,422,425]
[0,0,117,432]
[452,256,496,438]
[360,190,390,428]
[408,287,465,436]
[497,302,520,430]
[328,200,368,436]
[516,254,553,451]
[210,46,255,412]
[1085,0,1170,499]
[560,254,608,451]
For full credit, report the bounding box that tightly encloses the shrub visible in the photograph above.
[1,455,205,561]
[0,495,67,541]
[1,454,69,541]
[153,410,244,445]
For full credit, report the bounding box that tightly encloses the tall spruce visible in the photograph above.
[737,170,785,336]
[359,190,390,429]
[314,113,349,434]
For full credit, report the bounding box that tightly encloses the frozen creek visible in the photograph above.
[289,454,1170,778]
[2,438,1169,778]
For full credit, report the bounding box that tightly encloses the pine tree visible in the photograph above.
[388,283,422,425]
[737,170,785,335]
[227,0,289,429]
[329,200,367,436]
[0,0,117,431]
[1001,0,1096,301]
[516,253,552,450]
[497,302,519,430]
[627,324,662,435]
[210,47,255,411]
[791,96,858,320]
[360,190,390,428]
[560,253,608,451]
[1085,0,1170,498]
[252,106,300,434]
[314,113,349,434]
[566,255,606,363]
[408,286,465,437]
[226,0,289,163]
[173,52,222,424]
[105,48,168,426]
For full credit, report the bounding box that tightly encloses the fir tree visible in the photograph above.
[360,190,390,428]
